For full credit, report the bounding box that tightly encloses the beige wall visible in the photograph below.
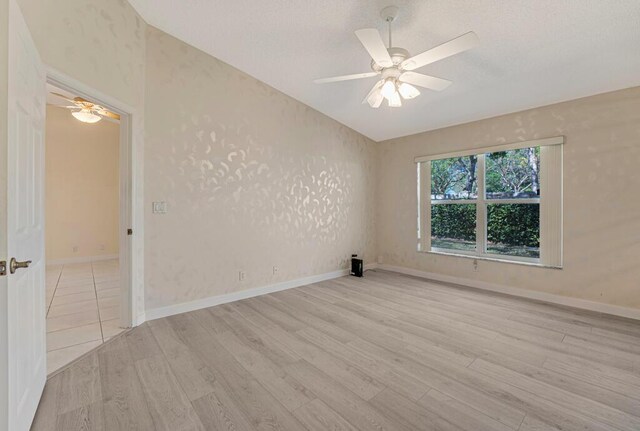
[17,0,145,110]
[45,105,119,261]
[377,87,640,310]
[144,27,377,310]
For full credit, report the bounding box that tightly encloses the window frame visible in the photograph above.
[416,136,563,268]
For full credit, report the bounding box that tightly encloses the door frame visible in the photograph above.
[44,68,141,328]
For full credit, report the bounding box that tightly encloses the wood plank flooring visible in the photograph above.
[31,270,640,431]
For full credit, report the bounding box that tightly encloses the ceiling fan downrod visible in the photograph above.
[381,5,399,48]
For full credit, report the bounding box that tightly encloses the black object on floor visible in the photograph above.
[351,254,363,277]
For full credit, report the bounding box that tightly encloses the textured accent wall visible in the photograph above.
[45,105,119,261]
[377,87,640,309]
[144,27,377,309]
[17,0,145,109]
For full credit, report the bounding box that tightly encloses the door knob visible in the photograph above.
[9,257,31,274]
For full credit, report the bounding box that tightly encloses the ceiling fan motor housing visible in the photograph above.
[381,67,401,81]
[371,47,410,72]
[388,47,410,65]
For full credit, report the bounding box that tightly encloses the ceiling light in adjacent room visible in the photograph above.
[72,109,102,124]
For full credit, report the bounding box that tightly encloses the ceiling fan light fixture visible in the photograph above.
[399,82,420,99]
[72,109,101,124]
[313,7,478,110]
[367,88,384,108]
[388,91,402,107]
[381,79,397,100]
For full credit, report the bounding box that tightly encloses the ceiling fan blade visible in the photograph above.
[314,72,378,84]
[400,71,452,91]
[355,28,393,68]
[71,97,99,110]
[50,92,78,104]
[401,31,479,71]
[96,108,120,120]
[362,80,384,108]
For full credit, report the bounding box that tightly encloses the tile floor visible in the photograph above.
[45,259,124,374]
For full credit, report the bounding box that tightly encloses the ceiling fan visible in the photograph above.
[314,6,479,108]
[51,92,120,123]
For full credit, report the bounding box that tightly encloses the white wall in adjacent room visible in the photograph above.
[45,105,120,261]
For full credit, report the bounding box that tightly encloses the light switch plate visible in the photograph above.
[152,201,167,214]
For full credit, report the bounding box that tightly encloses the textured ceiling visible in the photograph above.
[128,0,640,141]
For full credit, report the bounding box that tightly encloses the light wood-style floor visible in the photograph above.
[31,270,640,431]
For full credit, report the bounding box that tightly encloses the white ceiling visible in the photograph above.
[128,0,640,142]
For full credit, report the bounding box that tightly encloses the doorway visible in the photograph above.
[43,80,132,375]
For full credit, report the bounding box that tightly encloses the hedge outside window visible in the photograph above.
[416,137,563,267]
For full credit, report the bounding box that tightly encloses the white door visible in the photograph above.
[0,0,47,429]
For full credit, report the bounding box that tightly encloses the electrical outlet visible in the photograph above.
[473,259,478,272]
[238,271,245,281]
[72,246,78,253]
[273,266,279,275]
[99,244,105,251]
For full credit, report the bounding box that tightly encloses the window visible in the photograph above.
[417,137,563,267]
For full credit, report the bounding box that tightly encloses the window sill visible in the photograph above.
[422,249,562,269]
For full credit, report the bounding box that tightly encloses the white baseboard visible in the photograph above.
[47,254,119,266]
[143,264,378,323]
[132,313,147,327]
[378,264,640,321]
